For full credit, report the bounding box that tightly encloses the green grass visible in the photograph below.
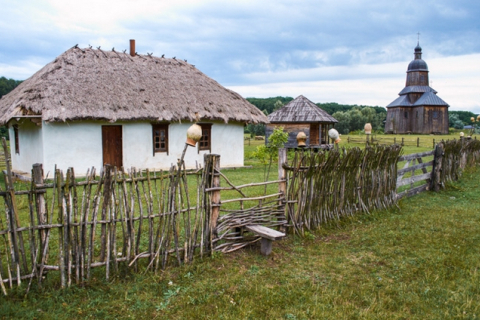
[1,166,479,319]
[1,134,479,319]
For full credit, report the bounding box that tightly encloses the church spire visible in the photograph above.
[414,32,422,59]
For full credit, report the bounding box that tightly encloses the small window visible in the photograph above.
[433,111,439,119]
[198,123,212,152]
[152,124,168,155]
[13,125,19,154]
[416,111,419,119]
[404,112,408,119]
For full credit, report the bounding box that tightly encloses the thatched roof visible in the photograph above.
[268,95,338,123]
[0,47,268,125]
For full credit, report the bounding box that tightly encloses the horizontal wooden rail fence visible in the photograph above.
[396,150,435,199]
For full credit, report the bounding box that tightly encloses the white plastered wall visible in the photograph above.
[23,120,245,177]
[123,121,245,170]
[9,120,43,173]
[41,121,103,176]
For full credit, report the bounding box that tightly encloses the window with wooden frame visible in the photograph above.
[309,124,319,145]
[198,123,212,152]
[13,125,19,154]
[152,124,169,155]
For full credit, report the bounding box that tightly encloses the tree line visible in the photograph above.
[245,97,388,135]
[246,96,479,136]
[0,76,22,99]
[0,77,23,139]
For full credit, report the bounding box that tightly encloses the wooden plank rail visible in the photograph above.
[396,149,435,199]
[398,150,435,161]
[397,172,432,187]
[397,160,434,176]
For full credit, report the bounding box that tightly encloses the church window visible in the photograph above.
[404,112,408,119]
[433,111,439,119]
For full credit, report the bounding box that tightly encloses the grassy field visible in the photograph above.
[0,134,479,319]
[1,166,478,319]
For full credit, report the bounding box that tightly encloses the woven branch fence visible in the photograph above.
[0,162,213,295]
[1,138,479,295]
[282,138,480,235]
[283,145,402,234]
[0,147,285,295]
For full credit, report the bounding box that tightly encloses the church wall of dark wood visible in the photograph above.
[406,71,429,86]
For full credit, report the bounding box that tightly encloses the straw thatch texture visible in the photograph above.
[0,47,268,125]
[268,95,338,123]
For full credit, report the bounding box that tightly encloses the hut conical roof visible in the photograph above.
[268,95,337,123]
[0,47,268,124]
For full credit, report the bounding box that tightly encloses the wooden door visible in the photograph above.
[102,126,123,168]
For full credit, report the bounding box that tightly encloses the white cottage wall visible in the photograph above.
[42,121,103,176]
[123,121,245,170]
[210,122,244,166]
[9,120,43,173]
[22,120,244,177]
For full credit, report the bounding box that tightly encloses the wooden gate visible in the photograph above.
[102,126,123,168]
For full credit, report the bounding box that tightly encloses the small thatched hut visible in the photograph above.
[0,41,268,176]
[266,95,338,148]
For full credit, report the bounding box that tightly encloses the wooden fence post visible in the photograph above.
[32,164,46,267]
[431,143,444,192]
[2,138,28,280]
[433,139,435,149]
[278,148,287,232]
[100,165,112,262]
[417,137,420,147]
[205,154,221,248]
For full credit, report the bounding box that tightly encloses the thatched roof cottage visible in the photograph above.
[0,41,268,176]
[266,95,337,148]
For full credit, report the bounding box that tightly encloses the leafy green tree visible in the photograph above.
[246,96,294,114]
[253,127,288,185]
[348,108,365,132]
[449,113,465,129]
[0,76,23,139]
[449,111,477,126]
[332,111,351,134]
[273,100,284,112]
[245,123,265,137]
[0,76,22,99]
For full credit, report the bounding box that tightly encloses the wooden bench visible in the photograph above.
[245,225,286,256]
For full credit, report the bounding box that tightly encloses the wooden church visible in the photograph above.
[385,43,449,134]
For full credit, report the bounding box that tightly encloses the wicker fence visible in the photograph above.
[0,146,286,296]
[282,138,480,234]
[1,138,479,295]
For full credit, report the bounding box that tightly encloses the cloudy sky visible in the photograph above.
[1,0,479,112]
